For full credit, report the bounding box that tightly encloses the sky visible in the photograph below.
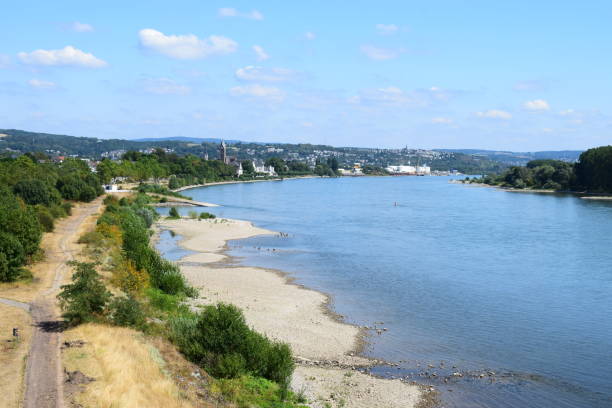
[0,0,611,151]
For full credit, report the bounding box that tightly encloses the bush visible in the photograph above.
[170,303,294,389]
[62,201,73,216]
[36,206,55,232]
[168,207,180,219]
[13,179,58,206]
[58,261,112,326]
[110,296,145,328]
[0,232,25,282]
[188,211,198,219]
[79,186,98,202]
[199,212,216,219]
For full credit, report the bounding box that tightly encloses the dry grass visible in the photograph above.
[0,304,32,408]
[63,323,197,408]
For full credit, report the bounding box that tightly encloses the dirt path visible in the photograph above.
[0,198,102,408]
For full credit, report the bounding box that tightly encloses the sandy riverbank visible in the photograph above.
[172,175,319,193]
[156,217,427,408]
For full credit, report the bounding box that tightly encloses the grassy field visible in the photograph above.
[0,304,32,408]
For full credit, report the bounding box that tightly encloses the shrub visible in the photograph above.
[62,201,73,216]
[13,179,58,206]
[79,186,98,202]
[112,260,149,295]
[170,303,294,389]
[199,212,216,219]
[0,232,25,282]
[36,206,55,232]
[58,261,112,326]
[146,288,181,313]
[168,207,180,219]
[110,296,145,328]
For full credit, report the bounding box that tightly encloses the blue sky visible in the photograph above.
[1,0,611,150]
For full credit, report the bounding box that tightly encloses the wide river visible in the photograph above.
[160,176,612,408]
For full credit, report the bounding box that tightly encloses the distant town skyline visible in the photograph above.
[1,1,611,151]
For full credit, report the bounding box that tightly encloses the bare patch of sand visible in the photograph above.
[157,217,423,407]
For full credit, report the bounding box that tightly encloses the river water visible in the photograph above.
[157,177,612,408]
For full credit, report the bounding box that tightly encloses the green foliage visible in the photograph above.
[216,375,309,408]
[109,296,145,328]
[136,183,190,199]
[199,212,216,219]
[35,206,55,232]
[575,146,612,192]
[168,175,180,190]
[0,232,25,282]
[168,207,180,219]
[188,210,198,219]
[58,261,112,326]
[13,179,59,206]
[170,303,294,390]
[241,160,255,175]
[0,187,42,258]
[481,159,576,191]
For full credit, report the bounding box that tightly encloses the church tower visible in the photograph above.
[219,140,227,164]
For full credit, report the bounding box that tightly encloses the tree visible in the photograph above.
[0,187,42,257]
[168,207,180,219]
[575,146,612,192]
[264,157,287,174]
[241,160,255,176]
[168,175,180,190]
[0,232,25,282]
[13,179,59,206]
[58,261,111,326]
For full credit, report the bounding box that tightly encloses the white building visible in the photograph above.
[254,162,276,176]
[385,165,431,175]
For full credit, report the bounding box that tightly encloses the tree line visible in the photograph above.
[0,155,103,281]
[472,146,612,193]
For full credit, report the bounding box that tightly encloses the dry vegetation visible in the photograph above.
[0,304,32,408]
[62,323,204,408]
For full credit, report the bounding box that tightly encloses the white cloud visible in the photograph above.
[360,45,402,60]
[230,84,284,101]
[523,99,550,111]
[142,78,190,95]
[28,79,56,89]
[432,117,453,124]
[71,22,94,32]
[301,121,314,127]
[304,32,316,40]
[376,24,398,35]
[218,8,263,20]
[476,109,512,120]
[252,45,269,61]
[235,66,296,82]
[559,109,575,116]
[18,46,107,68]
[138,28,237,60]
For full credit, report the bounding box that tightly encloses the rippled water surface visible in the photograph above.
[160,177,612,407]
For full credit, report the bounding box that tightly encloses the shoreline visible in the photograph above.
[155,217,431,408]
[172,175,319,193]
[450,180,612,198]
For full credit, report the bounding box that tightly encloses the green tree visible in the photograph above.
[13,179,59,206]
[0,232,25,282]
[264,157,287,174]
[241,160,255,176]
[575,146,612,192]
[0,187,42,257]
[58,261,111,326]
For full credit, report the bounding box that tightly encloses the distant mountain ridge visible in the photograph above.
[132,136,245,144]
[0,128,584,173]
[437,149,583,164]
